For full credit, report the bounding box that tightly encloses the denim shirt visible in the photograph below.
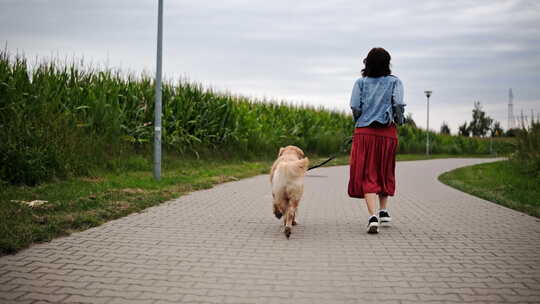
[350,75,405,127]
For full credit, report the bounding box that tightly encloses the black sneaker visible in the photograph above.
[366,216,379,233]
[379,210,392,224]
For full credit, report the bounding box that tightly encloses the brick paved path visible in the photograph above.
[1,158,539,304]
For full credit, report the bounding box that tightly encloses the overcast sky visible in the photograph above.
[1,0,539,133]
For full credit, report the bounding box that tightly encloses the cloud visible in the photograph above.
[1,0,539,133]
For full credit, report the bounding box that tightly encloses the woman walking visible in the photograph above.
[348,47,405,233]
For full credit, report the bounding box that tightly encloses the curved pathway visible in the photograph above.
[1,158,539,304]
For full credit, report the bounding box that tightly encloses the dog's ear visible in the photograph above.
[293,146,305,158]
[278,147,285,156]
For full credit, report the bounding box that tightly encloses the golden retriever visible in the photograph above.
[270,145,309,238]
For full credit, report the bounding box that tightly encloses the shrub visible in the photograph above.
[513,119,540,178]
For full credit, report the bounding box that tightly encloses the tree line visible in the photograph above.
[436,101,518,137]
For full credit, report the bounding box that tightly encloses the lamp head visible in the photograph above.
[424,90,432,98]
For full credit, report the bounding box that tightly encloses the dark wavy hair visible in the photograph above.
[361,47,391,78]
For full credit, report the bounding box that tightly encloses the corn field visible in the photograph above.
[0,51,514,185]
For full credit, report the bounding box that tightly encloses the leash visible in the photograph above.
[307,137,353,171]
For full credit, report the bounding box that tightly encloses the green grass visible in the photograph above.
[0,155,275,255]
[439,160,540,218]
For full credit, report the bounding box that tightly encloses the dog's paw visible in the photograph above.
[274,211,283,219]
[284,227,291,239]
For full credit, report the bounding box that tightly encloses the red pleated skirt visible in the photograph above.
[348,124,398,199]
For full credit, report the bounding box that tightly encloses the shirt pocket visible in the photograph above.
[383,104,393,123]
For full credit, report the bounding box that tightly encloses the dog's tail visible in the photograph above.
[287,157,309,175]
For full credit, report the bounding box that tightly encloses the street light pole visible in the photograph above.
[424,90,432,156]
[153,0,164,180]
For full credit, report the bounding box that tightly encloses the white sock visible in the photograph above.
[379,208,388,213]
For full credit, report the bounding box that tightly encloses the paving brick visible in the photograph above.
[32,267,73,275]
[39,273,80,282]
[85,282,130,292]
[77,275,118,284]
[2,271,44,281]
[0,291,26,300]
[208,288,250,297]
[20,292,68,302]
[27,262,63,270]
[14,284,60,294]
[53,286,99,297]
[97,289,142,299]
[8,278,51,288]
[46,279,89,289]
[409,281,449,288]
[461,294,504,302]
[107,298,154,304]
[376,293,419,301]
[166,286,207,296]
[182,295,224,303]
[474,287,518,295]
[512,288,540,296]
[0,283,19,292]
[433,287,475,295]
[448,281,487,288]
[138,291,183,301]
[502,294,540,303]
[64,295,110,304]
[418,293,463,302]
[116,278,156,286]
[402,302,462,304]
[0,300,35,304]
[393,287,433,294]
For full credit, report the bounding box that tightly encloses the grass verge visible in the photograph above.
[439,160,540,218]
[1,153,501,255]
[0,156,275,255]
